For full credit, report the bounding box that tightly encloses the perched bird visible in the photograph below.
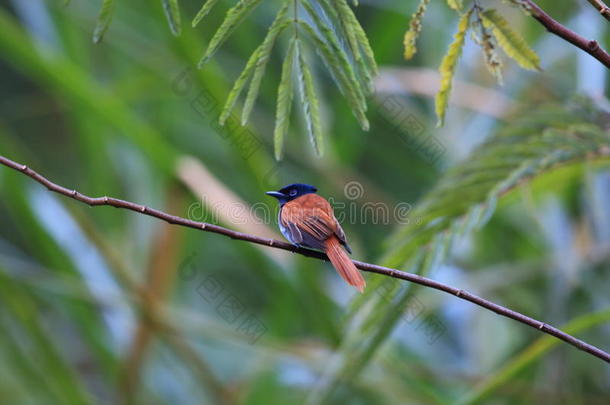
[266,183,366,293]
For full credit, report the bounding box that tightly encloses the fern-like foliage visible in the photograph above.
[197,0,263,67]
[403,0,430,60]
[472,4,503,84]
[408,3,542,126]
[298,15,368,130]
[240,3,291,125]
[296,40,323,155]
[84,0,376,157]
[273,37,297,160]
[435,10,471,127]
[161,0,182,36]
[480,9,541,71]
[92,0,115,44]
[446,0,463,11]
[93,0,183,41]
[195,0,376,159]
[384,102,610,270]
[192,0,221,27]
[304,101,610,405]
[219,45,263,125]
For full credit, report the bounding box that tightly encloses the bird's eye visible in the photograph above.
[289,189,297,196]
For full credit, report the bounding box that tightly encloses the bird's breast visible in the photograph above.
[277,209,293,243]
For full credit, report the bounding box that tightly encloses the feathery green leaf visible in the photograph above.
[473,6,503,83]
[481,9,541,71]
[241,3,291,125]
[299,19,369,130]
[332,0,376,91]
[219,45,263,125]
[302,0,366,112]
[92,0,115,44]
[435,10,471,126]
[403,0,430,60]
[192,0,221,27]
[161,0,181,36]
[329,0,359,64]
[351,12,377,76]
[198,0,263,67]
[296,41,324,156]
[273,37,297,160]
[506,0,533,14]
[446,0,462,10]
[318,0,373,92]
[385,104,610,269]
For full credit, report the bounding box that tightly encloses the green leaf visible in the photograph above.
[192,0,221,27]
[320,0,375,91]
[193,0,376,136]
[92,0,115,44]
[273,37,297,160]
[435,10,471,126]
[299,19,369,130]
[403,0,430,60]
[506,0,534,14]
[337,1,374,91]
[197,0,263,67]
[385,104,610,269]
[481,9,541,71]
[446,0,462,10]
[161,0,181,36]
[219,45,264,125]
[351,8,378,76]
[473,7,503,84]
[191,0,218,28]
[302,1,366,112]
[241,3,290,125]
[331,0,360,65]
[296,41,324,156]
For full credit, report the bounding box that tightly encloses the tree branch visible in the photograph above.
[585,0,610,21]
[524,0,610,68]
[1,154,609,364]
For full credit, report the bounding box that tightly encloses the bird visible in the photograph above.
[266,183,366,293]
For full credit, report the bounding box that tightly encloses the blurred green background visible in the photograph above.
[0,0,609,404]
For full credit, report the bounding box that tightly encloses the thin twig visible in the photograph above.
[1,154,609,364]
[524,0,610,68]
[585,0,610,21]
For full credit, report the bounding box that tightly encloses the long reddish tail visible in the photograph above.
[324,236,366,293]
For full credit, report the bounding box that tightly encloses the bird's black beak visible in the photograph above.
[265,191,285,199]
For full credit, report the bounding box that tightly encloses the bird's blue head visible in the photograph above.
[266,183,318,205]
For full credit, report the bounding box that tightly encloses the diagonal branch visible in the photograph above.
[1,154,609,364]
[524,0,610,68]
[585,0,610,21]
